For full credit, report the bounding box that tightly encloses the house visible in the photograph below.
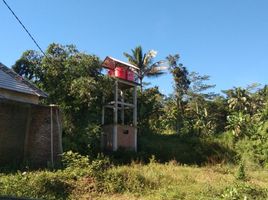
[0,62,47,104]
[0,62,62,167]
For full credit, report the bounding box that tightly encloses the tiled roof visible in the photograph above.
[0,62,48,98]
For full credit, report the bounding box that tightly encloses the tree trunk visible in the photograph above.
[140,77,143,93]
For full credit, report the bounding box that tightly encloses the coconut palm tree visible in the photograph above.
[124,46,167,91]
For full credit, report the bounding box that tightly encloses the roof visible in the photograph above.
[0,62,48,98]
[102,56,140,71]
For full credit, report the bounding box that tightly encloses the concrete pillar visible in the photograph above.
[120,90,125,125]
[133,86,137,152]
[113,80,118,151]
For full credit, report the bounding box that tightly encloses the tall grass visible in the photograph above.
[111,133,236,165]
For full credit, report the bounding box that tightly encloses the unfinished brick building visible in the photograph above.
[0,63,62,167]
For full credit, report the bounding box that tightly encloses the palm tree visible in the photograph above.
[124,46,167,91]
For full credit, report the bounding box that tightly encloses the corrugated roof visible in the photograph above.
[102,56,140,71]
[0,62,47,98]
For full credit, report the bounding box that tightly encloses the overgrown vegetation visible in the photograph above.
[4,43,267,199]
[0,152,267,199]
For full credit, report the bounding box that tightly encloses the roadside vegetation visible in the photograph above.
[0,43,267,199]
[0,151,268,199]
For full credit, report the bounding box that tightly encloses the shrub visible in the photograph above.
[236,162,246,181]
[101,167,157,194]
[61,151,90,169]
[0,171,71,200]
[221,183,268,199]
[90,154,111,175]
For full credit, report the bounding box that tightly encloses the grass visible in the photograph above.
[0,162,267,200]
[95,162,268,200]
[111,133,236,165]
[0,133,267,199]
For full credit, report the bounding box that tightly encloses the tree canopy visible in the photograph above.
[12,43,268,166]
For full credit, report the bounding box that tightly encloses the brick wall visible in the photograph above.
[0,98,62,167]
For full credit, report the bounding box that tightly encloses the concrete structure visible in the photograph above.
[0,99,62,167]
[0,63,62,167]
[101,57,139,151]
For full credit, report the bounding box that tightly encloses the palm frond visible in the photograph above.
[123,52,139,67]
[144,60,168,74]
[147,71,167,77]
[149,65,169,73]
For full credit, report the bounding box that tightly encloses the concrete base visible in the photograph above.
[102,124,136,151]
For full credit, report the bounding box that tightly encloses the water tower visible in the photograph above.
[101,56,139,151]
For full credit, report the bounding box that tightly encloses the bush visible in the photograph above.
[61,151,90,169]
[101,167,157,194]
[90,154,111,175]
[138,133,235,165]
[236,162,246,181]
[0,171,71,200]
[234,124,268,167]
[221,183,268,199]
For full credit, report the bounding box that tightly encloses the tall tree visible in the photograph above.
[13,43,112,156]
[166,54,191,134]
[186,72,217,136]
[12,50,43,83]
[124,46,167,91]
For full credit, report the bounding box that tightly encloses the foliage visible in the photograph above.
[124,46,167,91]
[166,54,191,134]
[0,170,71,200]
[12,44,267,166]
[13,50,43,82]
[159,97,178,134]
[8,43,268,200]
[138,133,235,165]
[61,151,90,169]
[236,162,246,181]
[1,154,268,200]
[137,87,165,134]
[13,43,113,156]
[226,112,262,138]
[184,72,218,136]
[221,85,268,166]
[221,183,268,200]
[90,154,111,175]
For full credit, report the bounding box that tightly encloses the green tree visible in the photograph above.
[13,43,112,156]
[137,87,165,134]
[166,54,190,134]
[124,46,167,91]
[185,72,217,136]
[225,86,266,139]
[12,50,43,83]
[224,87,251,114]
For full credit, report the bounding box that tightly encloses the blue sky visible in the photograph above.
[1,0,268,95]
